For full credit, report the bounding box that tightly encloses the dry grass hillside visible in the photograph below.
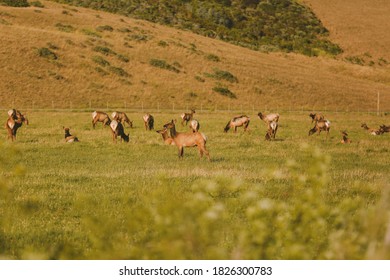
[303,0,390,63]
[0,0,390,111]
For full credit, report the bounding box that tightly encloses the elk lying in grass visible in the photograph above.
[309,113,325,123]
[361,123,381,135]
[189,119,200,132]
[258,112,279,125]
[164,119,210,160]
[5,109,28,141]
[224,115,250,133]
[265,121,278,141]
[143,113,154,130]
[181,109,195,126]
[92,111,111,128]
[309,119,331,138]
[156,127,174,145]
[63,127,79,143]
[111,111,133,128]
[110,120,129,143]
[340,130,352,144]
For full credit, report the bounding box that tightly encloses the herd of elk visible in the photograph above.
[5,109,28,141]
[163,119,210,160]
[224,115,250,133]
[63,127,79,143]
[181,109,195,126]
[143,113,154,131]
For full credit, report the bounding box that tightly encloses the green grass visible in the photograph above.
[1,111,389,259]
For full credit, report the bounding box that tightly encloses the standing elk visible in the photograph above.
[111,111,133,128]
[340,130,352,144]
[265,121,278,141]
[361,123,381,135]
[164,119,210,160]
[156,127,174,145]
[181,109,195,126]
[110,120,129,143]
[143,113,154,130]
[92,111,111,128]
[309,119,331,138]
[63,127,79,143]
[309,113,325,123]
[189,119,200,132]
[224,115,250,133]
[5,109,28,141]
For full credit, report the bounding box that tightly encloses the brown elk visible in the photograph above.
[340,130,352,144]
[265,121,278,141]
[189,119,200,132]
[156,127,174,145]
[111,111,133,128]
[258,112,279,125]
[92,111,111,128]
[309,113,325,123]
[224,115,250,133]
[63,127,79,143]
[309,119,331,138]
[110,120,129,143]
[163,119,210,160]
[143,113,154,130]
[379,124,389,134]
[5,109,28,141]
[361,123,381,135]
[181,109,195,126]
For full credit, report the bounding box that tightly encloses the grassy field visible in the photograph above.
[1,110,389,259]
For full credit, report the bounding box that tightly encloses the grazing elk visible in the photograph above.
[181,109,195,126]
[361,123,381,135]
[156,127,174,145]
[110,120,129,143]
[309,119,331,138]
[340,130,352,144]
[189,119,200,132]
[63,127,79,143]
[5,109,28,141]
[111,111,133,128]
[92,111,111,128]
[224,115,250,133]
[309,113,325,124]
[265,121,278,141]
[143,113,154,130]
[163,119,210,160]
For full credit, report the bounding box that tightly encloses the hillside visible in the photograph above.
[0,1,390,111]
[303,0,390,64]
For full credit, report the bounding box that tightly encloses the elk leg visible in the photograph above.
[178,146,184,159]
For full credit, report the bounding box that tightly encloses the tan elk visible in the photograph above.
[156,127,174,145]
[258,112,279,125]
[340,130,352,144]
[309,113,325,123]
[224,115,250,133]
[111,111,133,128]
[189,119,200,132]
[309,119,331,138]
[92,111,111,128]
[110,120,129,143]
[163,119,210,160]
[361,123,381,135]
[63,127,79,143]
[143,113,154,130]
[5,109,28,141]
[181,109,195,126]
[265,121,278,141]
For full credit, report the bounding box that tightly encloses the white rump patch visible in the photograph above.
[110,120,118,131]
[143,114,149,122]
[92,111,97,119]
[8,109,14,117]
[270,121,277,131]
[180,113,185,119]
[111,112,118,119]
[325,120,331,128]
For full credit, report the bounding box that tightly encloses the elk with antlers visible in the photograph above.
[164,119,210,160]
[92,111,111,128]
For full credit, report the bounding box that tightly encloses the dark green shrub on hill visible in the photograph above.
[0,0,29,7]
[48,0,342,56]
